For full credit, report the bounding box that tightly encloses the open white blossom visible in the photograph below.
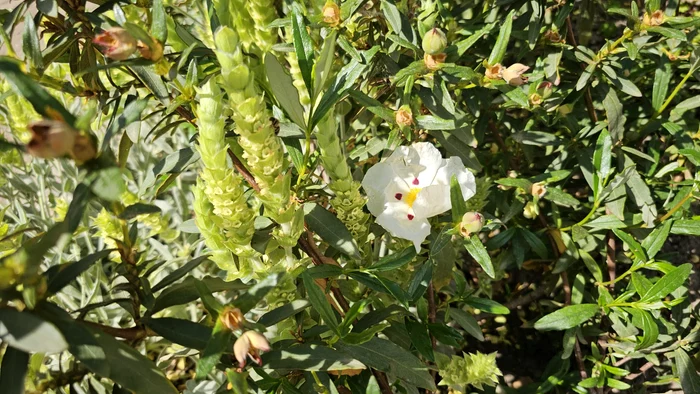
[362,142,476,252]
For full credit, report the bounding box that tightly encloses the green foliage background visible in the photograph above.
[0,0,699,393]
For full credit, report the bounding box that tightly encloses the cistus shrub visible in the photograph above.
[0,0,699,393]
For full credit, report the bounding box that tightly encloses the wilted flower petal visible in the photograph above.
[93,28,137,61]
[501,63,529,86]
[233,331,270,367]
[362,142,476,252]
[26,120,76,159]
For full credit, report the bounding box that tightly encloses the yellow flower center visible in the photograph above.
[405,188,421,208]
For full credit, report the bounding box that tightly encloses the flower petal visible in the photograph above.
[433,157,477,200]
[233,334,251,366]
[412,184,451,218]
[361,161,395,216]
[412,142,445,186]
[376,202,431,252]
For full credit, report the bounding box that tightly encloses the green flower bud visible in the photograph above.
[422,27,447,55]
[459,212,484,238]
[439,351,502,391]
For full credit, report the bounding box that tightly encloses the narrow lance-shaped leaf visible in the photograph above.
[464,235,495,278]
[487,10,515,65]
[534,304,599,331]
[265,53,306,128]
[291,4,315,99]
[302,271,339,334]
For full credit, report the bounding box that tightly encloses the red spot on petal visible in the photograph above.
[407,214,414,220]
[395,193,402,200]
[412,178,419,185]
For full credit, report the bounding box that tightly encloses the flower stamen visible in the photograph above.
[405,188,421,208]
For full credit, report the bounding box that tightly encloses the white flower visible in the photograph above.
[362,142,476,252]
[233,331,270,367]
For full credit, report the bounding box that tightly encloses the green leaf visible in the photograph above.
[194,279,224,318]
[0,59,75,124]
[464,297,509,314]
[311,47,378,127]
[196,320,232,379]
[314,30,338,100]
[584,215,626,230]
[405,319,434,361]
[674,348,700,394]
[635,310,658,350]
[265,53,306,128]
[235,272,283,313]
[671,219,700,235]
[464,235,494,278]
[303,202,360,258]
[593,129,612,191]
[263,343,365,371]
[0,309,67,353]
[336,338,436,390]
[647,26,686,40]
[369,247,417,272]
[381,0,418,47]
[151,0,167,43]
[144,317,211,350]
[102,99,148,152]
[150,276,246,314]
[612,229,648,264]
[291,3,315,97]
[90,167,126,202]
[258,300,311,327]
[449,308,484,341]
[580,250,603,283]
[151,255,210,292]
[36,0,58,17]
[407,261,432,302]
[131,66,170,105]
[46,249,112,294]
[639,263,692,303]
[534,304,598,331]
[450,175,468,222]
[652,57,672,112]
[488,10,515,65]
[23,14,43,71]
[520,228,548,259]
[119,203,161,220]
[641,220,672,259]
[512,131,561,146]
[0,346,28,394]
[348,90,395,123]
[456,24,492,56]
[603,86,626,141]
[302,271,339,333]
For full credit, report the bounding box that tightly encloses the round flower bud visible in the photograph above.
[422,28,447,55]
[537,81,553,99]
[93,28,137,61]
[460,212,484,238]
[523,201,538,219]
[395,105,413,127]
[322,1,341,27]
[26,120,77,159]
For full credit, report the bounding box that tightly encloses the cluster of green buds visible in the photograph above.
[317,113,369,243]
[193,79,260,277]
[438,351,502,392]
[248,0,278,52]
[214,27,304,248]
[422,27,447,70]
[1,82,38,142]
[94,208,124,260]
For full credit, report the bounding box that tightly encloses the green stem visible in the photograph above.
[560,199,601,232]
[654,66,695,117]
[657,185,697,224]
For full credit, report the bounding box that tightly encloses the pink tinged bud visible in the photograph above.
[537,81,553,98]
[233,331,270,367]
[26,120,76,159]
[459,212,484,238]
[422,28,447,55]
[93,28,137,61]
[501,63,530,86]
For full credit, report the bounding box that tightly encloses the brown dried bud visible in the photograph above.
[501,63,529,86]
[424,52,447,71]
[322,1,341,27]
[93,28,137,61]
[531,182,547,198]
[485,63,503,80]
[220,307,245,331]
[138,40,164,62]
[395,105,413,127]
[643,10,664,26]
[26,120,77,159]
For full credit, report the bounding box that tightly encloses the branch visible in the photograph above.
[227,149,261,193]
[83,321,152,341]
